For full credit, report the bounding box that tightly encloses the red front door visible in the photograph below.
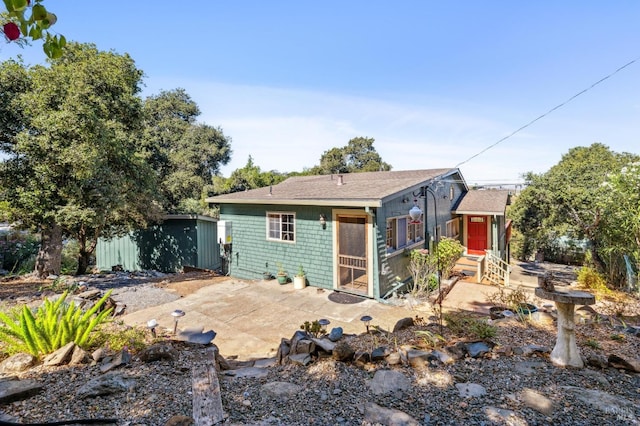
[467,216,488,254]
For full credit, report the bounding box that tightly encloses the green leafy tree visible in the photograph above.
[601,161,640,278]
[2,0,65,58]
[511,143,639,282]
[210,156,286,194]
[140,89,232,212]
[312,137,391,174]
[0,43,163,276]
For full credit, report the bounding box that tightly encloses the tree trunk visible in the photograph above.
[76,250,90,275]
[35,223,63,279]
[75,227,99,276]
[589,244,607,274]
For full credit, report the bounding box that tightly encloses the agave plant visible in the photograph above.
[0,290,113,357]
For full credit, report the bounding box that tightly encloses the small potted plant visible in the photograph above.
[276,262,288,284]
[293,264,306,289]
[263,262,273,280]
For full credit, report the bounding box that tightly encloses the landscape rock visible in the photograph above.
[483,406,527,426]
[514,360,547,376]
[223,367,269,379]
[176,327,216,344]
[369,370,411,395]
[294,338,316,354]
[363,401,420,426]
[312,337,336,353]
[328,327,344,342]
[520,388,554,416]
[164,415,194,426]
[445,342,467,360]
[138,343,179,363]
[354,351,371,365]
[404,349,433,368]
[0,353,37,373]
[288,353,312,366]
[70,345,91,365]
[465,341,493,358]
[455,382,486,398]
[392,317,415,332]
[0,379,43,403]
[261,381,302,398]
[43,341,76,366]
[386,352,402,365]
[332,341,355,362]
[586,354,609,369]
[431,349,455,364]
[100,349,131,373]
[275,338,291,365]
[562,386,638,420]
[514,344,550,356]
[608,354,640,373]
[77,372,136,399]
[371,346,386,361]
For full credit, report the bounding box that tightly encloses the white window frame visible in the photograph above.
[386,214,424,255]
[446,218,460,239]
[266,211,296,243]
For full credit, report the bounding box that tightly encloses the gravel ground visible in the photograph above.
[1,272,639,425]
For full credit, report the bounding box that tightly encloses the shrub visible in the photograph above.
[0,290,113,357]
[443,311,497,339]
[0,230,39,273]
[485,285,530,311]
[89,322,149,353]
[577,266,611,295]
[415,329,446,348]
[435,237,465,279]
[408,249,437,296]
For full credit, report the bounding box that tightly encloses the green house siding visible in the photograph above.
[221,204,334,289]
[96,217,220,273]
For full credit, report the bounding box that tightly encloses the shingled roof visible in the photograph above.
[206,168,458,207]
[453,189,510,215]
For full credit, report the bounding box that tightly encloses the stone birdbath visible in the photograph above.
[535,287,595,368]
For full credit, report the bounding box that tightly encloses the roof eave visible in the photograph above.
[454,210,505,216]
[207,198,382,208]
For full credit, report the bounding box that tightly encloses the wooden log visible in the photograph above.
[192,351,225,425]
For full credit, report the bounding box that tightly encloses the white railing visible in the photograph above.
[483,250,510,286]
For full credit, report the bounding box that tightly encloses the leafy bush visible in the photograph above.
[408,249,437,296]
[61,239,80,275]
[577,266,611,295]
[0,290,113,357]
[89,322,149,353]
[435,237,465,279]
[0,230,39,273]
[444,311,497,339]
[415,329,446,348]
[485,285,530,311]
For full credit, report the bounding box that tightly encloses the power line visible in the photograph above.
[453,57,639,169]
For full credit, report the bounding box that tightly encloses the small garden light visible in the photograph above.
[360,315,372,334]
[171,309,186,335]
[147,319,158,338]
[318,318,330,334]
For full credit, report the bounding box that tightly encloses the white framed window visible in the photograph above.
[386,214,424,254]
[267,212,295,242]
[446,219,460,239]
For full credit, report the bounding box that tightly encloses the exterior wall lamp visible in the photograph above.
[319,213,327,229]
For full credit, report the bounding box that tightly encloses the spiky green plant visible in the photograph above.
[0,290,113,357]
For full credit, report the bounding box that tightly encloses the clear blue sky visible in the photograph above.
[3,1,639,184]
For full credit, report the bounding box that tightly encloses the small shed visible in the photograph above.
[96,215,220,273]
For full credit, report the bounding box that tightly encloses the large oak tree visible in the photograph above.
[0,43,162,276]
[140,89,232,212]
[511,143,639,285]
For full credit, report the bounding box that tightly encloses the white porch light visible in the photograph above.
[409,199,422,221]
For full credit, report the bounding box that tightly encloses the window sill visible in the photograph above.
[385,241,425,259]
